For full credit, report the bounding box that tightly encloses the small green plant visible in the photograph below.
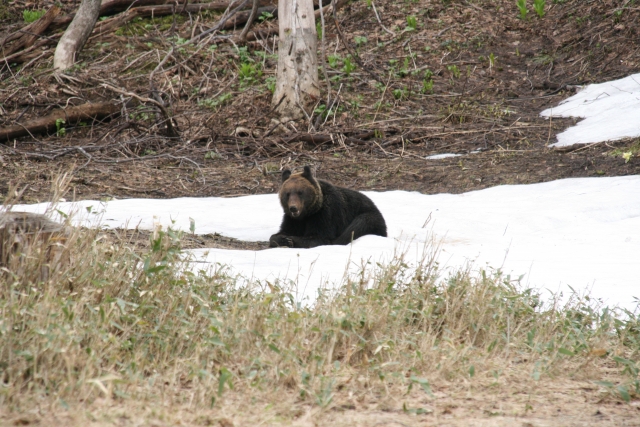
[406,15,418,31]
[265,76,276,93]
[489,52,496,69]
[354,36,368,47]
[440,39,460,52]
[609,141,640,162]
[447,64,460,79]
[258,11,273,22]
[516,0,528,20]
[23,9,45,23]
[392,87,408,100]
[533,0,546,18]
[314,103,344,120]
[397,57,411,78]
[55,119,66,137]
[421,79,434,94]
[239,63,262,83]
[610,10,622,23]
[349,98,362,117]
[342,55,356,76]
[198,93,233,111]
[328,54,341,68]
[236,46,252,63]
[128,105,155,122]
[575,15,588,26]
[253,50,267,61]
[532,53,554,65]
[421,69,435,93]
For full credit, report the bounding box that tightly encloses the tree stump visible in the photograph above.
[0,212,69,283]
[272,0,320,120]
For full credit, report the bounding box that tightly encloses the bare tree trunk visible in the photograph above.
[53,0,101,70]
[272,0,319,120]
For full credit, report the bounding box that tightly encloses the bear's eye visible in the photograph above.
[297,191,303,196]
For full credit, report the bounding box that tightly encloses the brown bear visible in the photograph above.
[269,166,387,248]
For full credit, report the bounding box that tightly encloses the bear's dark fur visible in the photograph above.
[269,166,387,248]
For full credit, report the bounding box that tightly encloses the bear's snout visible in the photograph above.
[286,193,304,218]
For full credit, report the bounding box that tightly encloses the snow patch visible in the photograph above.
[12,176,640,310]
[541,73,640,146]
[426,153,462,160]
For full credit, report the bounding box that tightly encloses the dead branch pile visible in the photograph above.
[2,0,283,66]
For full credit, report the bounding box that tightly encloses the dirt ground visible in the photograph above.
[1,0,639,206]
[1,0,640,424]
[7,375,640,427]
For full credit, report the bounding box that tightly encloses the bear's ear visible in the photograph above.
[302,165,315,180]
[281,169,292,182]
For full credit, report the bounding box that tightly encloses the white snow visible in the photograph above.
[426,153,461,160]
[541,73,640,146]
[12,175,640,311]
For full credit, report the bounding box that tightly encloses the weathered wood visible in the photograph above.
[51,1,274,30]
[0,212,69,282]
[0,6,61,58]
[272,0,320,119]
[0,102,121,143]
[54,0,102,70]
[51,0,278,27]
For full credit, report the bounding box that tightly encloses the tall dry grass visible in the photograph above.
[0,189,639,417]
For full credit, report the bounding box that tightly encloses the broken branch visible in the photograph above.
[0,102,121,143]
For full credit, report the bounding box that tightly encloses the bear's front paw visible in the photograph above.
[269,235,295,248]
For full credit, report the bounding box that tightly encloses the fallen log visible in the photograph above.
[51,0,168,29]
[0,39,51,65]
[0,102,121,143]
[51,0,280,28]
[278,130,376,146]
[52,2,265,31]
[232,27,278,43]
[1,6,61,57]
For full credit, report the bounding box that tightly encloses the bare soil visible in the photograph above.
[7,375,640,427]
[1,0,639,425]
[1,0,639,205]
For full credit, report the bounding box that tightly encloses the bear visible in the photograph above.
[269,166,387,248]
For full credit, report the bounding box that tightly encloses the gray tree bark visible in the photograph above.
[272,0,320,120]
[53,0,102,70]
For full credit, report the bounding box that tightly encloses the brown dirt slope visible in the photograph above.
[0,0,638,203]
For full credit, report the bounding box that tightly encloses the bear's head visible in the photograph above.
[278,166,323,219]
